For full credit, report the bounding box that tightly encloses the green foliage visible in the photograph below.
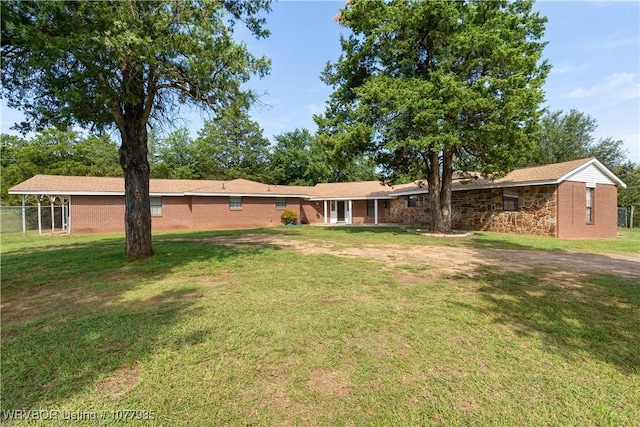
[280,209,298,225]
[527,109,629,169]
[1,0,272,133]
[614,162,640,227]
[269,128,376,186]
[317,0,549,230]
[149,128,198,179]
[192,103,272,182]
[1,129,121,205]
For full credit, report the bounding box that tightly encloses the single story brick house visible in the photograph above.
[9,158,626,238]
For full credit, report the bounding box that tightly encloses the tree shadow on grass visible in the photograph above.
[1,237,275,411]
[323,225,409,233]
[469,265,640,374]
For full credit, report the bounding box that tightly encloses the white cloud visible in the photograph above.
[568,72,639,102]
[306,103,325,115]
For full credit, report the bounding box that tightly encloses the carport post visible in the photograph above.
[37,196,42,235]
[21,195,26,236]
[50,196,55,234]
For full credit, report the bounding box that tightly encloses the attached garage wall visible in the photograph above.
[556,181,618,239]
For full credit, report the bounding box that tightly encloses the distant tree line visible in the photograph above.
[2,107,637,226]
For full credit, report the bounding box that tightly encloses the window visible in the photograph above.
[408,196,417,208]
[586,187,594,223]
[275,197,287,210]
[150,197,162,216]
[367,200,375,216]
[229,196,242,210]
[502,189,519,211]
[331,201,336,212]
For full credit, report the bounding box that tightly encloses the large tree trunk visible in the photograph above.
[440,148,453,230]
[427,150,446,231]
[426,149,453,232]
[119,112,153,260]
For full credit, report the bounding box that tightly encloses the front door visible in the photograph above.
[337,201,345,222]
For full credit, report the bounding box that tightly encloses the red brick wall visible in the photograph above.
[151,197,193,231]
[301,200,325,224]
[71,195,126,234]
[556,181,618,239]
[71,195,305,234]
[191,196,303,230]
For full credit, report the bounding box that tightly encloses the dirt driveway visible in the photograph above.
[190,234,640,281]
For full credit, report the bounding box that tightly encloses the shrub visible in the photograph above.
[280,209,297,225]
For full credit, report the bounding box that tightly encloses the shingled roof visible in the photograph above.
[389,158,626,195]
[8,158,625,199]
[8,175,311,197]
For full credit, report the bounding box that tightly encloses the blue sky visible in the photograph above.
[2,0,638,163]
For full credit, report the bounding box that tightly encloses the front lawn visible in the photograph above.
[2,227,638,425]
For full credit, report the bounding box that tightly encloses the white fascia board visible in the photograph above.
[390,180,561,196]
[451,180,559,191]
[388,189,430,197]
[185,192,311,198]
[9,190,188,197]
[307,196,393,201]
[8,190,124,196]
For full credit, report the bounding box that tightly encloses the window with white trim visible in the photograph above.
[229,196,242,210]
[150,197,162,216]
[586,187,594,223]
[275,197,287,210]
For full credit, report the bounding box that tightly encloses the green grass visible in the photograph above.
[1,227,638,425]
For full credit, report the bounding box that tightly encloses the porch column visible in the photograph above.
[348,200,353,224]
[37,196,42,235]
[323,200,328,224]
[21,195,26,236]
[50,196,55,234]
[67,196,72,235]
[61,197,66,231]
[374,199,379,225]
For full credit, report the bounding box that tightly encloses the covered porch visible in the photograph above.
[309,197,390,225]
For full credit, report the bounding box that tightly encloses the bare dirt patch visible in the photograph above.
[96,366,140,400]
[307,369,351,397]
[195,234,640,281]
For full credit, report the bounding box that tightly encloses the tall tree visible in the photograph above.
[270,129,326,186]
[270,128,377,185]
[527,109,628,169]
[149,128,198,179]
[316,0,549,231]
[1,0,271,258]
[192,103,272,182]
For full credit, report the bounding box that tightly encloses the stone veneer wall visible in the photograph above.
[388,184,558,236]
[388,194,432,225]
[451,185,557,236]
